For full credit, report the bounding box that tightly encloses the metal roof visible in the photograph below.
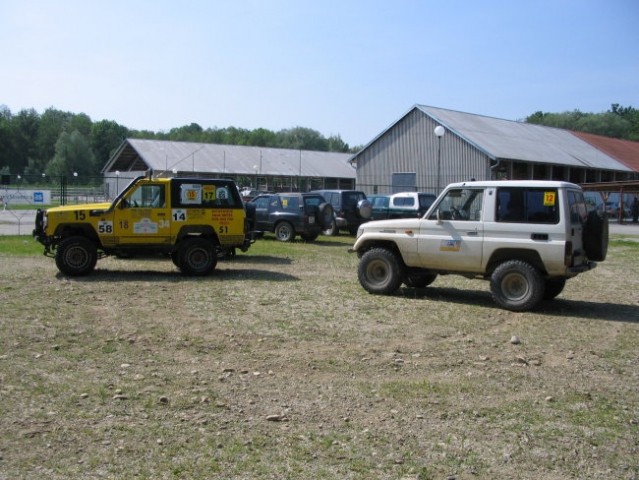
[571,131,639,173]
[416,105,631,171]
[103,139,356,178]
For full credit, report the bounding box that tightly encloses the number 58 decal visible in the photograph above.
[98,221,113,234]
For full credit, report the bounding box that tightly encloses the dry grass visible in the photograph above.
[0,235,638,479]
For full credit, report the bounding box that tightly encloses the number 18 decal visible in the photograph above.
[172,209,187,222]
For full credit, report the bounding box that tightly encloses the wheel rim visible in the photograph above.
[187,246,212,269]
[65,246,90,270]
[366,258,390,286]
[501,272,529,301]
[277,225,292,241]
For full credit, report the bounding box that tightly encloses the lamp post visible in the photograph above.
[115,170,120,198]
[434,125,446,194]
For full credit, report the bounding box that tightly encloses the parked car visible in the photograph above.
[604,201,631,219]
[369,192,436,220]
[351,180,608,312]
[310,189,372,235]
[248,193,334,242]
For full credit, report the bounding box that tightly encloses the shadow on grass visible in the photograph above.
[222,254,293,265]
[56,263,299,283]
[403,286,639,323]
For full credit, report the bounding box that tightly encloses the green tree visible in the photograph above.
[276,127,327,151]
[91,120,128,167]
[46,130,97,177]
[36,108,74,167]
[526,104,638,140]
[12,109,42,175]
[326,134,350,153]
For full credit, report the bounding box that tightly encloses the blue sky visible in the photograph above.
[1,0,637,147]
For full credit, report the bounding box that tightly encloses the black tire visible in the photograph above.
[178,237,217,275]
[404,272,437,288]
[55,236,98,276]
[274,221,295,242]
[358,248,404,295]
[583,210,608,261]
[490,260,544,312]
[318,203,334,230]
[323,219,339,236]
[357,199,373,219]
[244,202,257,231]
[544,278,566,300]
[300,232,320,242]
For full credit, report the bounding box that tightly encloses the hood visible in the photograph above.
[46,202,112,213]
[362,218,422,230]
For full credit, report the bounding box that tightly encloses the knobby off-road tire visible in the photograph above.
[490,260,545,312]
[543,278,566,300]
[178,237,217,276]
[583,210,608,261]
[275,221,295,242]
[358,248,404,295]
[55,236,98,276]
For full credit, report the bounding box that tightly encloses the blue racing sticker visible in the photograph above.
[440,239,461,252]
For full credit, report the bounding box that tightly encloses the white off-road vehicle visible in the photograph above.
[350,180,608,311]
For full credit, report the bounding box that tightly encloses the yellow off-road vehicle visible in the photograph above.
[33,174,255,276]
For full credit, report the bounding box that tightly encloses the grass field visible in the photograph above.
[1,234,638,479]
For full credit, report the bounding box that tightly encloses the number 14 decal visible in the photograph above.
[172,209,187,221]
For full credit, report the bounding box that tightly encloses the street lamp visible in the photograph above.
[434,126,446,194]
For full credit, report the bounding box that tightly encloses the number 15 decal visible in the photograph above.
[172,209,187,221]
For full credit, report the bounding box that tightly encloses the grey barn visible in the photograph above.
[350,105,636,196]
[103,139,356,198]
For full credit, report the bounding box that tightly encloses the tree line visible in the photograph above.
[1,103,637,180]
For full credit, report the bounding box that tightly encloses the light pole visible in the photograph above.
[115,170,120,198]
[434,125,446,194]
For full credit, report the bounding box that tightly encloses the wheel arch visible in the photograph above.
[486,248,547,277]
[175,225,219,248]
[54,223,100,245]
[356,240,405,263]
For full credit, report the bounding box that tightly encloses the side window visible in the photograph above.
[175,182,239,208]
[496,188,559,224]
[394,197,415,207]
[125,184,165,208]
[281,196,299,210]
[254,197,270,209]
[430,188,483,221]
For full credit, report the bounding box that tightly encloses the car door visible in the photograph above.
[112,182,171,245]
[416,187,485,273]
[252,195,276,231]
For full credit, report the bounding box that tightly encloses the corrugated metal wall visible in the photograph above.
[355,109,490,195]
